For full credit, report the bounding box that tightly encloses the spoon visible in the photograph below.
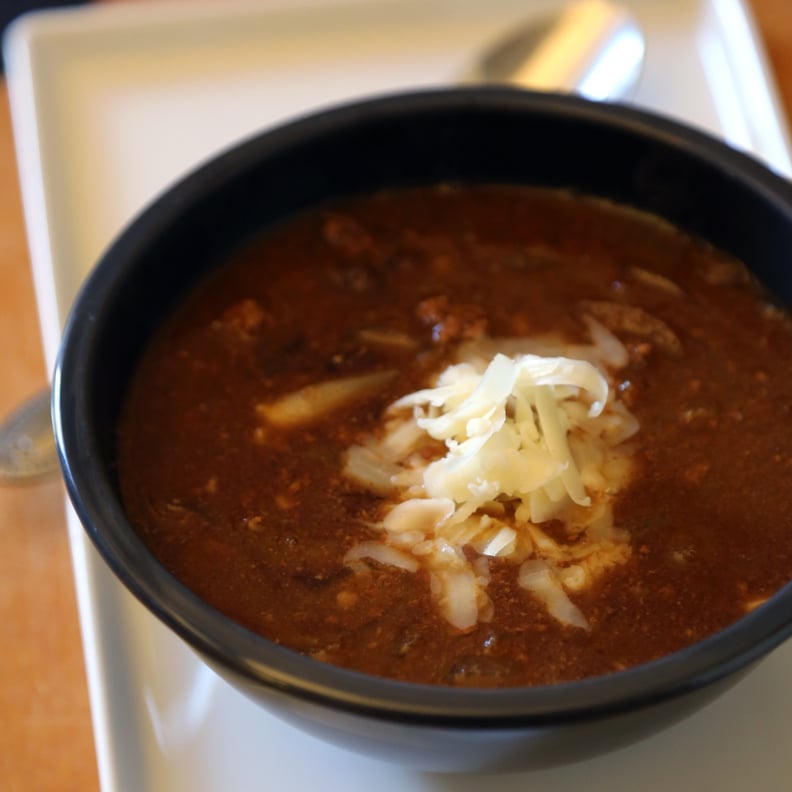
[466,0,644,100]
[0,0,645,485]
[0,388,59,484]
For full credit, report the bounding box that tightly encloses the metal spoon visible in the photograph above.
[465,0,644,100]
[0,388,59,484]
[0,0,645,485]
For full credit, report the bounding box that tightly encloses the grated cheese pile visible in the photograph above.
[343,324,639,632]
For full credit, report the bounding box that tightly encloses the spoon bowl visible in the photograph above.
[466,0,645,100]
[0,388,58,484]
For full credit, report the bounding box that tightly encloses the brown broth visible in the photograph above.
[117,185,792,687]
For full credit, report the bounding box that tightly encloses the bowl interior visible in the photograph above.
[54,87,792,725]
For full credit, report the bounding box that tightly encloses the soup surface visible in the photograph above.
[118,185,792,687]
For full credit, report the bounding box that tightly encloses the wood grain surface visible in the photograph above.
[0,1,789,789]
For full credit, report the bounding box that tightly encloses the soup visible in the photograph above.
[117,184,792,687]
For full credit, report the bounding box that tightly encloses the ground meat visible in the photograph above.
[415,295,488,344]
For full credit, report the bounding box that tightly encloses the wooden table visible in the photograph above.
[1,1,791,788]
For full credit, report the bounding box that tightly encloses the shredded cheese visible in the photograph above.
[392,353,608,517]
[343,330,639,632]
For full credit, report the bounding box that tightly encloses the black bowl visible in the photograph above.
[53,87,792,772]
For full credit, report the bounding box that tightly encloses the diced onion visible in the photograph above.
[478,526,517,557]
[257,370,395,427]
[344,445,401,494]
[344,541,418,572]
[382,498,455,534]
[431,568,480,631]
[518,560,589,629]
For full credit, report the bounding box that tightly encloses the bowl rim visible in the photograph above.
[53,85,792,728]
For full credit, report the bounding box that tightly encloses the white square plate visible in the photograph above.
[5,1,792,790]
